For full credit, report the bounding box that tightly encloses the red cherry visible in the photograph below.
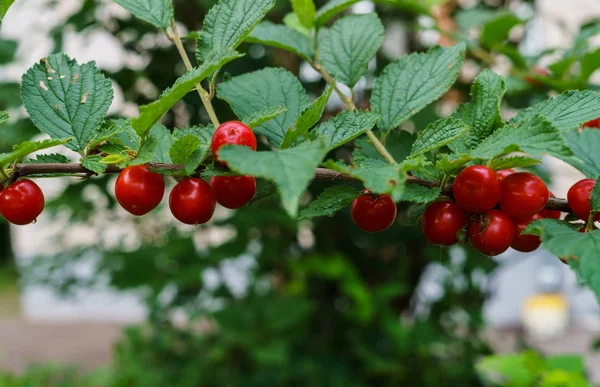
[511,214,542,253]
[567,179,600,222]
[583,117,600,128]
[211,121,257,164]
[0,179,44,225]
[169,178,216,225]
[421,201,467,246]
[539,192,561,219]
[351,191,397,233]
[210,175,256,209]
[496,169,515,182]
[452,165,502,213]
[468,210,515,256]
[115,165,165,216]
[500,172,549,219]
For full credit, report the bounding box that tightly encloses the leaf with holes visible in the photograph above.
[114,0,173,29]
[21,54,114,153]
[311,110,379,151]
[246,22,314,61]
[299,186,360,220]
[410,118,468,157]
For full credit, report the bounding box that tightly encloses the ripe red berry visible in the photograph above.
[539,192,561,220]
[496,169,515,182]
[210,175,256,209]
[567,179,600,222]
[169,178,216,225]
[421,201,467,246]
[584,117,600,128]
[452,165,502,213]
[351,191,397,233]
[511,214,542,253]
[500,172,549,219]
[211,121,257,164]
[115,165,165,216]
[0,179,45,225]
[468,210,515,256]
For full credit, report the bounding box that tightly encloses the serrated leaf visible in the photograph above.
[480,13,521,48]
[436,153,471,175]
[298,186,359,219]
[0,0,15,29]
[173,125,215,169]
[315,0,360,27]
[132,50,242,136]
[131,137,157,166]
[410,118,468,157]
[317,13,384,88]
[217,139,329,218]
[246,21,314,61]
[169,135,200,165]
[217,67,309,147]
[291,0,316,28]
[21,54,114,153]
[311,110,379,151]
[399,184,441,204]
[0,138,71,166]
[81,155,107,175]
[488,155,541,171]
[372,43,465,132]
[87,121,123,152]
[113,0,173,29]
[148,123,173,163]
[0,111,8,126]
[112,119,141,151]
[510,90,600,132]
[242,106,287,129]
[561,129,600,178]
[590,181,600,214]
[196,0,274,62]
[24,153,71,164]
[470,115,572,160]
[449,69,506,152]
[101,154,126,164]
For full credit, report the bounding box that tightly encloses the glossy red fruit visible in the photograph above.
[210,175,256,209]
[0,179,45,225]
[496,169,515,182]
[351,191,397,233]
[511,214,542,253]
[452,165,502,213]
[539,192,561,220]
[169,178,216,225]
[115,165,165,216]
[584,117,600,128]
[211,121,257,164]
[468,210,515,256]
[421,201,467,246]
[567,179,600,222]
[500,172,549,219]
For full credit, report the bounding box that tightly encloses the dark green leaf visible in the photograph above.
[0,111,7,126]
[81,155,107,175]
[399,184,441,204]
[169,135,200,165]
[562,129,600,178]
[131,137,158,166]
[298,186,359,219]
[0,39,17,65]
[246,21,314,61]
[311,110,379,151]
[410,118,468,157]
[581,48,600,81]
[113,0,173,29]
[590,181,600,214]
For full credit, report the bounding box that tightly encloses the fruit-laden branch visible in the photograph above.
[9,163,571,212]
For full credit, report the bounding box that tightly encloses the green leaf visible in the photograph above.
[580,47,600,81]
[112,119,141,151]
[218,139,329,218]
[590,181,600,214]
[0,39,17,65]
[449,69,506,152]
[242,105,287,129]
[0,111,8,126]
[562,129,600,178]
[246,21,314,61]
[436,153,471,175]
[311,110,379,151]
[24,153,71,164]
[354,130,416,164]
[21,54,114,153]
[149,123,174,163]
[132,50,243,136]
[101,154,126,165]
[87,121,123,152]
[291,0,316,28]
[283,13,311,37]
[196,0,275,62]
[476,354,536,386]
[0,138,71,166]
[480,13,521,48]
[470,115,573,160]
[372,43,465,132]
[217,67,309,147]
[131,137,158,166]
[410,118,468,157]
[546,355,586,375]
[0,0,15,28]
[81,155,108,175]
[399,184,441,204]
[510,90,600,132]
[317,13,384,88]
[315,0,360,27]
[298,186,360,219]
[525,219,600,303]
[169,134,205,174]
[173,125,214,169]
[113,0,173,29]
[488,155,541,171]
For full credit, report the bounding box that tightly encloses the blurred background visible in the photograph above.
[1,0,600,385]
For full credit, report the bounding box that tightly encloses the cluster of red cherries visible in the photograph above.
[0,121,259,226]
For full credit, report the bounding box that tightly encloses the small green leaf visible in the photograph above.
[217,67,309,147]
[131,137,158,166]
[21,54,114,153]
[298,186,359,219]
[315,0,360,27]
[590,181,600,214]
[480,13,521,48]
[283,13,311,37]
[488,155,541,171]
[399,185,441,204]
[410,118,468,157]
[173,125,215,169]
[436,153,471,175]
[113,0,173,29]
[101,154,126,164]
[318,13,384,88]
[242,106,287,129]
[149,123,174,163]
[0,138,71,166]
[0,111,8,126]
[81,155,108,175]
[196,0,275,62]
[24,153,71,164]
[87,121,124,152]
[561,129,600,178]
[132,50,243,136]
[218,139,329,218]
[311,110,380,151]
[169,135,200,164]
[246,21,314,61]
[291,0,316,28]
[372,43,465,131]
[580,47,600,82]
